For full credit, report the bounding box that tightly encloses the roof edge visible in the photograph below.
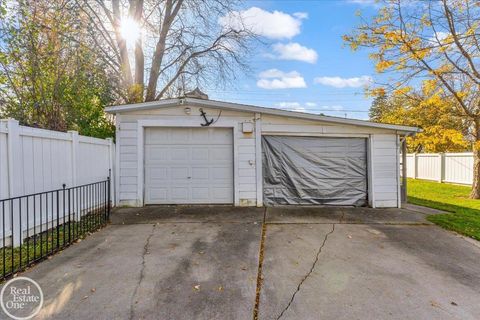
[105,98,420,133]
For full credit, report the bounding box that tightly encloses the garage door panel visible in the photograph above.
[212,187,232,200]
[192,148,209,160]
[147,188,168,201]
[170,167,189,180]
[171,148,189,161]
[263,136,367,206]
[190,129,210,142]
[192,187,209,200]
[145,130,169,143]
[145,127,233,204]
[210,147,232,161]
[212,167,232,180]
[192,167,209,179]
[170,129,190,142]
[145,146,168,161]
[146,167,167,180]
[171,187,189,200]
[207,130,233,144]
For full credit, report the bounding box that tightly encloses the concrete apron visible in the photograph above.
[6,206,480,320]
[260,207,480,320]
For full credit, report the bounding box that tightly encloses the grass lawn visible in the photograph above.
[0,213,107,280]
[407,178,480,241]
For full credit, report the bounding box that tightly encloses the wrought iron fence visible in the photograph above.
[0,177,111,281]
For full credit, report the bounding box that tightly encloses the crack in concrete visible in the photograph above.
[129,224,156,320]
[253,208,267,320]
[276,223,336,320]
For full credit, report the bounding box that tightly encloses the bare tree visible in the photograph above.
[345,0,480,198]
[79,0,253,103]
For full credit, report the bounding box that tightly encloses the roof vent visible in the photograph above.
[184,88,209,100]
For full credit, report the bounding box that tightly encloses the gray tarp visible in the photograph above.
[262,136,368,206]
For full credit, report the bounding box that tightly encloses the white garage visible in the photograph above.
[144,127,233,204]
[106,92,419,208]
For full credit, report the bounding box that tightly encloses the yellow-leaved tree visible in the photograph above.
[370,89,470,153]
[344,0,480,198]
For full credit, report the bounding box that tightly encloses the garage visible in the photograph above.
[107,93,419,208]
[144,127,233,204]
[262,136,368,206]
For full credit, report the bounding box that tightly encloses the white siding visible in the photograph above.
[261,114,394,135]
[116,106,401,208]
[372,134,399,208]
[116,105,257,206]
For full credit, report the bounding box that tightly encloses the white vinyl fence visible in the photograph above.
[0,119,115,246]
[406,152,473,185]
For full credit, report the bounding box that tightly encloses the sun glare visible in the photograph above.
[120,17,141,45]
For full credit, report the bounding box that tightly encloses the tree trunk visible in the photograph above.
[470,121,480,199]
[133,0,144,102]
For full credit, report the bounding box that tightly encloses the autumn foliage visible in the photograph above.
[345,0,480,198]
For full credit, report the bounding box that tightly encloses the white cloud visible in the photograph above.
[347,0,381,6]
[272,42,318,63]
[314,75,373,88]
[319,105,344,111]
[219,7,303,39]
[257,69,307,89]
[348,0,419,8]
[275,102,306,112]
[274,102,344,114]
[348,0,376,4]
[429,31,450,44]
[293,12,308,19]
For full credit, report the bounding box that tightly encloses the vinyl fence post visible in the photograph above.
[6,119,22,246]
[107,170,111,221]
[439,153,445,183]
[6,119,20,199]
[68,131,79,188]
[106,137,115,205]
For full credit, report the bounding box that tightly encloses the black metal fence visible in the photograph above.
[0,177,111,281]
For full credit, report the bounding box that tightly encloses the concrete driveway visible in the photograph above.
[10,206,480,320]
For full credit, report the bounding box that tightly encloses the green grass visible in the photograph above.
[0,213,107,279]
[407,178,480,241]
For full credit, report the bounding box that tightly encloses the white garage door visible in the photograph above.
[144,127,234,204]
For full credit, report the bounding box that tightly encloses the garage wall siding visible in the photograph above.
[261,115,400,208]
[371,134,399,208]
[115,106,401,208]
[116,106,257,206]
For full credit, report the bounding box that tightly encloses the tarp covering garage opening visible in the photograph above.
[262,136,368,206]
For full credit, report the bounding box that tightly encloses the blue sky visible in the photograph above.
[209,0,380,119]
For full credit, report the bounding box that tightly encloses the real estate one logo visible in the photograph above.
[0,277,43,320]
